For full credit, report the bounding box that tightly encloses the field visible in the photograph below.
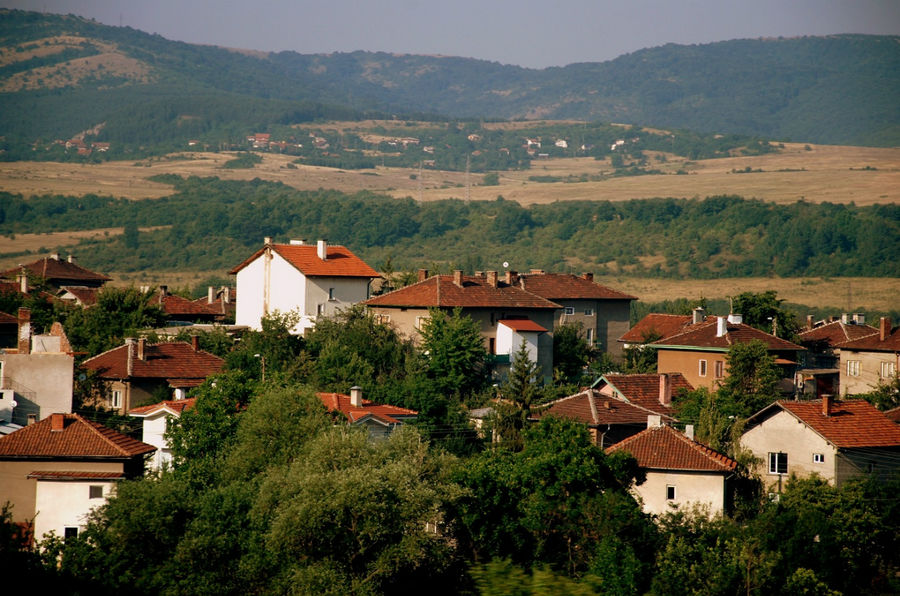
[1,141,898,205]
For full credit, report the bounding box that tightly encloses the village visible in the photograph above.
[1,240,898,549]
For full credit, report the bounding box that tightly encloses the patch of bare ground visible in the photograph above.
[593,276,900,313]
[0,227,170,270]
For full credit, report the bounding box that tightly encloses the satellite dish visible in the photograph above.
[502,261,509,268]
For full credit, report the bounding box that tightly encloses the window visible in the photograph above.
[584,308,594,316]
[714,361,724,378]
[328,287,335,300]
[111,390,122,409]
[316,303,326,316]
[564,306,575,316]
[64,527,79,542]
[813,453,825,464]
[698,359,708,377]
[374,314,391,325]
[847,360,860,377]
[89,485,103,499]
[586,328,593,344]
[415,316,429,330]
[881,361,896,379]
[666,485,676,501]
[768,452,788,475]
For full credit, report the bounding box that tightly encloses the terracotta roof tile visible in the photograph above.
[761,399,900,448]
[157,293,222,317]
[607,424,737,472]
[230,244,379,278]
[2,257,110,284]
[316,392,417,425]
[884,407,900,424]
[518,273,637,301]
[0,414,156,458]
[365,275,561,309]
[652,319,804,351]
[536,389,676,426]
[498,319,548,332]
[27,470,125,480]
[82,341,224,381]
[597,373,693,414]
[619,314,693,343]
[799,321,879,346]
[835,326,900,352]
[58,286,100,306]
[129,398,196,417]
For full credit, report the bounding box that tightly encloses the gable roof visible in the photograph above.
[129,398,196,417]
[316,392,418,425]
[57,286,100,306]
[596,373,692,415]
[835,326,900,352]
[651,319,804,352]
[2,256,110,284]
[0,414,156,459]
[82,341,224,381]
[517,273,636,301]
[619,313,693,344]
[535,389,676,426]
[365,274,561,310]
[607,424,737,473]
[747,399,900,448]
[798,320,879,347]
[498,319,548,332]
[157,293,222,318]
[230,243,380,278]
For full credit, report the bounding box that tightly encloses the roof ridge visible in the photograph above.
[76,414,134,457]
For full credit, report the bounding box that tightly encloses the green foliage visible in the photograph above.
[731,290,801,340]
[222,152,263,169]
[61,286,167,355]
[552,323,592,382]
[419,307,489,400]
[718,340,782,418]
[855,374,900,411]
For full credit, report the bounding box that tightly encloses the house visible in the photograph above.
[835,317,899,396]
[516,270,636,357]
[364,269,560,378]
[156,286,223,324]
[231,238,380,334]
[740,396,900,491]
[129,398,195,471]
[0,413,155,540]
[56,286,100,307]
[607,420,737,517]
[591,372,693,417]
[80,337,224,414]
[317,386,417,440]
[2,254,111,290]
[619,311,698,349]
[192,286,237,321]
[0,309,74,426]
[796,313,876,397]
[554,139,568,149]
[651,314,805,392]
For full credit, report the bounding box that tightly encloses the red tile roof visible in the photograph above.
[536,389,676,426]
[518,273,637,301]
[158,293,221,317]
[58,286,99,306]
[798,321,878,346]
[129,398,196,417]
[498,319,547,332]
[0,310,16,324]
[885,407,900,424]
[365,275,561,310]
[27,470,125,480]
[619,314,693,343]
[82,341,224,381]
[607,424,737,472]
[2,257,110,284]
[836,326,900,352]
[230,244,380,278]
[652,319,804,352]
[316,392,417,425]
[598,373,693,415]
[750,399,900,448]
[0,414,156,459]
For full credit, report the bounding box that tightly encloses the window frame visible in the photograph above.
[666,485,676,501]
[714,360,724,378]
[813,453,825,464]
[564,306,575,316]
[111,390,122,409]
[583,308,594,316]
[847,360,860,377]
[881,361,896,379]
[699,359,708,377]
[89,485,103,499]
[768,452,788,475]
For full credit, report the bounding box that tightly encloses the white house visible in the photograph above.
[129,398,196,471]
[230,238,380,334]
[496,319,547,364]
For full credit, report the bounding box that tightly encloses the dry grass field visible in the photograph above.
[2,142,897,205]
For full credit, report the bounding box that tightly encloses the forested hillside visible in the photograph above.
[1,177,897,279]
[1,9,897,153]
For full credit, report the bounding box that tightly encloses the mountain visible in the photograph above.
[1,9,898,149]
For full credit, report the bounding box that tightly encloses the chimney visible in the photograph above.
[727,313,743,325]
[685,424,695,441]
[853,313,865,326]
[137,337,146,360]
[693,307,706,325]
[647,415,662,428]
[264,236,272,245]
[317,239,328,261]
[50,252,60,261]
[350,386,363,407]
[530,269,544,274]
[417,269,428,283]
[587,390,599,423]
[806,315,814,330]
[18,270,27,294]
[191,335,200,352]
[716,316,728,337]
[126,337,135,377]
[881,317,891,342]
[208,286,215,304]
[453,270,463,287]
[223,286,231,304]
[17,307,31,354]
[582,272,594,282]
[841,313,850,324]
[159,285,168,297]
[50,413,65,432]
[67,254,76,264]
[487,271,498,288]
[822,394,833,417]
[505,270,518,285]
[659,373,672,406]
[289,239,306,245]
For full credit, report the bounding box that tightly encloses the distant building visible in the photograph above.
[317,387,417,440]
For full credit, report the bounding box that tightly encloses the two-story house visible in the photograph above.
[129,398,196,471]
[231,238,380,334]
[836,317,898,396]
[2,253,111,291]
[741,396,900,492]
[796,313,877,397]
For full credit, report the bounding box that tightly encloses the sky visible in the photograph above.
[3,0,899,68]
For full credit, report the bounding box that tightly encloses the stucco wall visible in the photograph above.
[139,411,176,471]
[840,349,899,395]
[552,299,630,359]
[633,470,727,517]
[0,353,73,425]
[33,479,117,541]
[657,349,726,391]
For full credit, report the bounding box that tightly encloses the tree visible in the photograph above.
[731,290,800,340]
[492,341,543,451]
[552,323,591,383]
[419,307,489,400]
[717,340,781,417]
[856,374,900,411]
[62,286,167,355]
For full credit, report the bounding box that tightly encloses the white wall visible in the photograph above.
[33,480,117,541]
[634,471,727,517]
[139,411,176,471]
[0,353,73,425]
[496,324,540,363]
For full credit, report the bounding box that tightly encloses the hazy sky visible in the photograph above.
[4,0,899,68]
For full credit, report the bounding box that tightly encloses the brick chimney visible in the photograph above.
[417,269,428,283]
[582,272,593,282]
[659,373,672,406]
[505,270,519,285]
[17,269,28,294]
[17,307,31,354]
[137,337,146,360]
[453,270,463,287]
[350,386,363,407]
[191,335,200,352]
[50,413,65,432]
[822,394,833,417]
[881,317,891,342]
[126,337,135,377]
[317,239,328,261]
[486,271,498,288]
